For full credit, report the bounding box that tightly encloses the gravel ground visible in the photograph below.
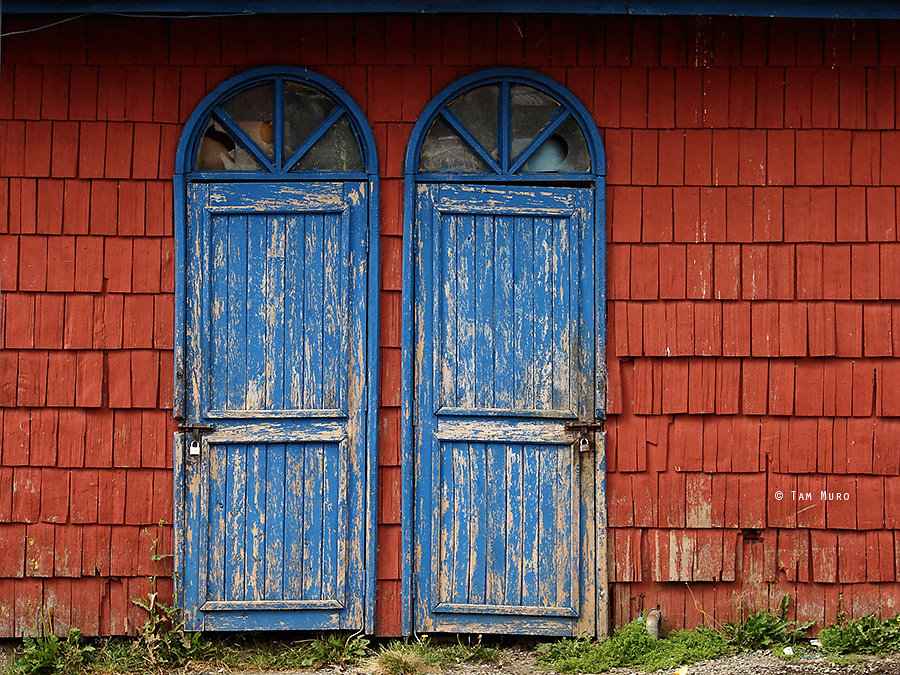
[184,648,900,675]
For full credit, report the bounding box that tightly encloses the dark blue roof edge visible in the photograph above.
[5,0,900,19]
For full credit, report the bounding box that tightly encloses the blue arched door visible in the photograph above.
[404,70,608,636]
[174,69,379,632]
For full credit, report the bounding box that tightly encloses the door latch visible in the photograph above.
[178,423,215,457]
[564,419,606,433]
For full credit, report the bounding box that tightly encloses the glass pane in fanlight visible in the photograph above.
[445,84,499,164]
[419,117,489,173]
[220,83,275,162]
[510,84,560,161]
[292,115,363,171]
[194,117,265,171]
[519,115,591,173]
[283,81,338,161]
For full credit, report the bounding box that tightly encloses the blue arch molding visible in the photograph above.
[7,1,900,18]
[399,67,608,634]
[175,65,379,177]
[173,65,381,634]
[405,68,606,181]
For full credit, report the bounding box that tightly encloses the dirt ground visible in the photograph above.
[183,648,900,675]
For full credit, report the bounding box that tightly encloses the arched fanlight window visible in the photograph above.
[416,76,597,176]
[184,70,369,175]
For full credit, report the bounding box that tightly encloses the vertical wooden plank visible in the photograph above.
[323,210,344,410]
[264,443,285,600]
[485,442,507,605]
[304,214,324,409]
[226,215,248,410]
[451,442,471,603]
[319,441,342,602]
[521,443,540,606]
[303,444,324,600]
[494,215,514,408]
[456,215,476,408]
[559,442,576,610]
[514,216,536,408]
[264,215,285,409]
[225,444,247,601]
[284,443,306,599]
[209,215,228,411]
[474,214,495,408]
[468,442,487,604]
[245,443,265,601]
[538,446,556,608]
[206,443,226,603]
[285,214,306,408]
[553,214,572,410]
[438,441,454,604]
[534,216,554,410]
[245,214,268,410]
[504,443,523,606]
[439,210,459,409]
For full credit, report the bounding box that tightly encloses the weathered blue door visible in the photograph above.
[179,181,369,630]
[413,183,598,635]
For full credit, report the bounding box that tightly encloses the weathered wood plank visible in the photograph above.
[264,443,286,600]
[226,215,248,411]
[225,444,247,601]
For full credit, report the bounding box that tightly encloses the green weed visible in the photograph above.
[817,613,900,655]
[722,595,814,650]
[536,620,731,673]
[131,527,206,668]
[11,624,95,675]
[300,633,371,668]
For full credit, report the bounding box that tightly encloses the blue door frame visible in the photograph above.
[173,68,380,633]
[401,69,609,636]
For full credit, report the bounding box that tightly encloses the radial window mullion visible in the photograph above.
[213,107,277,173]
[274,76,284,170]
[509,108,570,174]
[500,80,511,174]
[283,107,345,172]
[440,109,502,174]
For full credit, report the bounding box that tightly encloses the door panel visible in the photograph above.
[414,183,595,635]
[180,181,368,631]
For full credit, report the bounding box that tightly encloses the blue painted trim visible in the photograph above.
[499,81,510,175]
[175,66,378,177]
[8,0,900,18]
[399,174,416,637]
[400,68,607,635]
[404,68,606,179]
[274,76,284,171]
[364,175,381,635]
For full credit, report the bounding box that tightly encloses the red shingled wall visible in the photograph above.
[1,13,898,637]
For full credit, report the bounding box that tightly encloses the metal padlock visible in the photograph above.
[579,437,590,453]
[189,439,201,456]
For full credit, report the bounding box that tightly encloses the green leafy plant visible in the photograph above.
[12,623,95,675]
[722,595,814,650]
[536,619,731,673]
[818,613,900,655]
[131,526,205,668]
[298,633,371,668]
